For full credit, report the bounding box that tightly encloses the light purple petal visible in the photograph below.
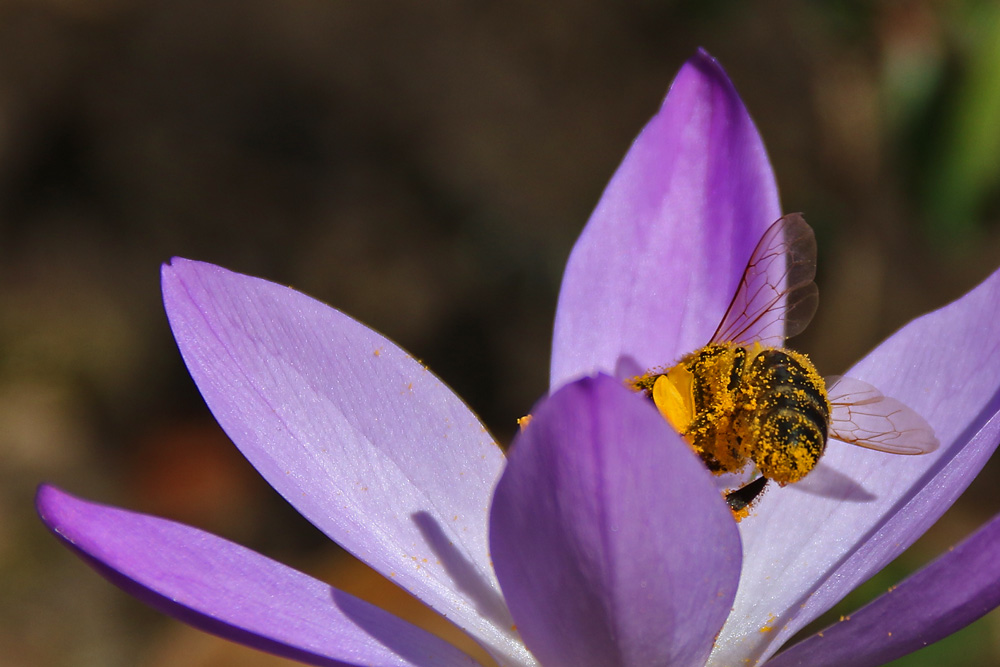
[550,49,780,390]
[767,510,1000,667]
[162,260,531,666]
[36,485,479,667]
[489,375,742,667]
[711,266,1000,664]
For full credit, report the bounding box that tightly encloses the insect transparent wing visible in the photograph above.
[710,213,818,347]
[826,375,939,455]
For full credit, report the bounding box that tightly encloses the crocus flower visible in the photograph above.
[37,49,1000,667]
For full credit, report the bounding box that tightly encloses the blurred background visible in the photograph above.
[3,1,1000,665]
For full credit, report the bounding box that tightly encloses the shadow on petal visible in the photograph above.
[792,464,877,503]
[332,588,482,667]
[412,511,514,633]
[614,355,644,381]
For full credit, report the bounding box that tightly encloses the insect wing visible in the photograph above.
[826,376,939,455]
[710,213,818,347]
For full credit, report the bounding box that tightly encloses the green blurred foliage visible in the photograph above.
[887,2,1000,246]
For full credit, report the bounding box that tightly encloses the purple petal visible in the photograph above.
[161,260,530,666]
[712,266,1000,664]
[550,49,780,390]
[489,375,742,666]
[767,510,1000,667]
[36,485,478,667]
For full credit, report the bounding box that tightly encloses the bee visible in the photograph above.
[630,213,939,513]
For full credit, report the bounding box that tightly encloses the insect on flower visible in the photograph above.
[630,214,939,512]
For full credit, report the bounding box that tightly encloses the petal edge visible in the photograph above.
[490,375,742,666]
[767,510,1000,667]
[37,484,479,667]
[550,50,781,389]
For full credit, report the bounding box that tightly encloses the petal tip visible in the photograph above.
[161,258,230,309]
[161,257,191,293]
[693,46,718,65]
[35,482,58,521]
[35,484,80,542]
[545,373,622,410]
[569,371,614,392]
[161,255,187,272]
[676,47,736,96]
[161,257,208,282]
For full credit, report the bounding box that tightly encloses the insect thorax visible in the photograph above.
[632,342,831,485]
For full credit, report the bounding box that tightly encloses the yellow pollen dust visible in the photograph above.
[759,613,778,633]
[729,500,753,523]
[628,341,830,488]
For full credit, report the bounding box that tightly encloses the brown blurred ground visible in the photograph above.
[3,1,1000,666]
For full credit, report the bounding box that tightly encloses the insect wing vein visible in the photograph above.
[710,213,818,347]
[827,376,939,455]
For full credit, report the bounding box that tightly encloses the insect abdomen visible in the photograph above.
[742,348,830,484]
